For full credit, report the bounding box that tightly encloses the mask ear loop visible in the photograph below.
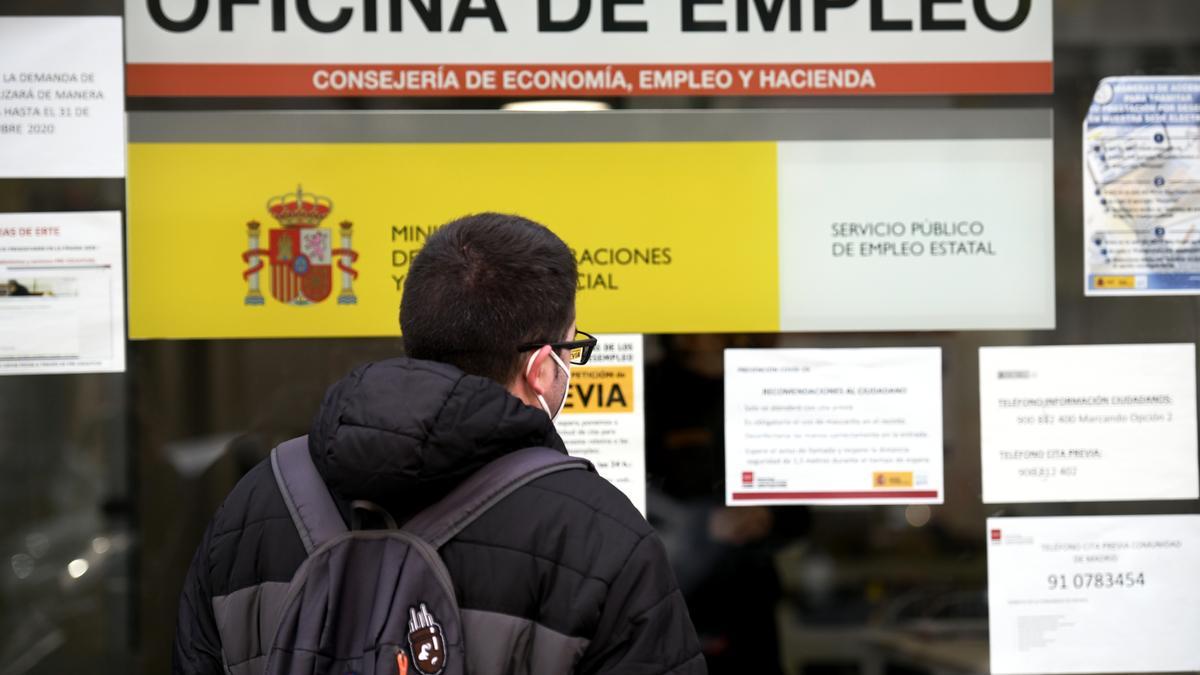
[526,349,554,419]
[547,350,571,419]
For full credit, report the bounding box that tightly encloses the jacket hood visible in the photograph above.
[308,357,565,510]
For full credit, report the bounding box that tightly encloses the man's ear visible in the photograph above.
[524,345,555,397]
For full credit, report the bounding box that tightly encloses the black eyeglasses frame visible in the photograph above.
[517,329,598,366]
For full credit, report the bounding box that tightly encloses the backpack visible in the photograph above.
[258,436,593,675]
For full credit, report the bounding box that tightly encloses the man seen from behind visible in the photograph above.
[173,212,706,674]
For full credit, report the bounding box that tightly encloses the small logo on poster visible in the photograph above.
[872,472,914,488]
[741,471,754,487]
[241,186,359,306]
[991,529,1002,543]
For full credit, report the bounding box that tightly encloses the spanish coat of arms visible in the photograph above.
[241,186,358,306]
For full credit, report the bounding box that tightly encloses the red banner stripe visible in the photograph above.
[126,62,1052,98]
[731,491,940,500]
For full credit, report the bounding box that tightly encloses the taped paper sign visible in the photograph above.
[556,334,646,515]
[1085,76,1200,295]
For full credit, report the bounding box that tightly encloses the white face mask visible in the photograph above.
[525,348,571,421]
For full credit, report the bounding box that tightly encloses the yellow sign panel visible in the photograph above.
[872,472,915,489]
[127,142,778,339]
[563,366,634,414]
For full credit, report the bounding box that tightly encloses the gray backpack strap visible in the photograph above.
[270,436,347,554]
[404,447,592,549]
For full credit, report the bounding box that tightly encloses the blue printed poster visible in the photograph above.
[1085,76,1200,295]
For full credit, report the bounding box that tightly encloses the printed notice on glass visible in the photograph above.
[556,334,646,515]
[724,348,943,506]
[0,212,125,375]
[988,515,1200,675]
[1085,76,1200,295]
[0,17,125,178]
[980,344,1198,504]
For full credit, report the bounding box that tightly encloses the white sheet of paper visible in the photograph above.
[556,334,646,515]
[0,17,125,178]
[724,348,943,506]
[0,212,125,374]
[988,515,1200,675]
[980,344,1198,503]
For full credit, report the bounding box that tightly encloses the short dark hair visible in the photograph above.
[400,213,577,384]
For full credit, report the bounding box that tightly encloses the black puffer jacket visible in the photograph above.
[173,358,705,675]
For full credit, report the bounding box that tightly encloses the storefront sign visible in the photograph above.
[126,109,1053,338]
[724,347,944,506]
[125,0,1053,97]
[979,344,1198,504]
[1085,77,1200,295]
[0,17,125,178]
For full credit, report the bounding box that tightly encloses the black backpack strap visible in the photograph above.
[270,436,347,554]
[403,447,593,549]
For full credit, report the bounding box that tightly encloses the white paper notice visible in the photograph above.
[556,334,646,515]
[980,344,1198,504]
[724,348,943,506]
[0,17,125,178]
[988,515,1200,675]
[0,212,125,375]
